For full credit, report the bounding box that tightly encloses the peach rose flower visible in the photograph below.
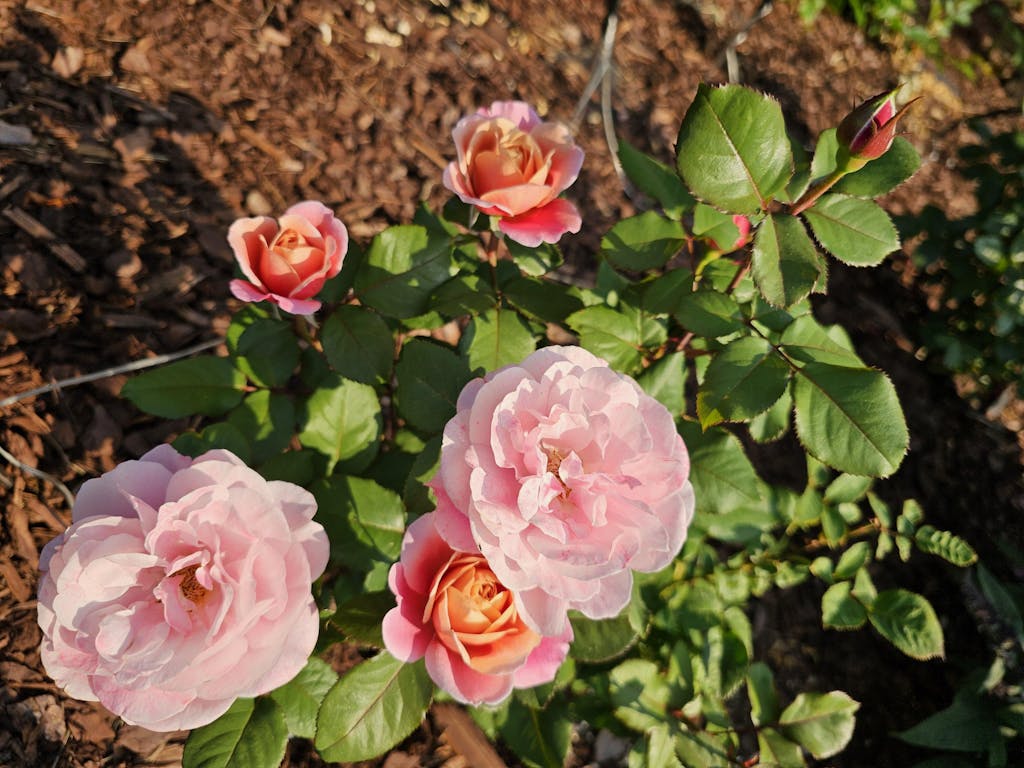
[443,101,584,248]
[382,512,572,705]
[228,200,347,315]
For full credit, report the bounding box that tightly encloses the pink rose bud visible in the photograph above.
[709,214,753,252]
[37,445,329,731]
[431,345,695,637]
[835,87,914,170]
[382,512,572,706]
[228,200,348,315]
[731,214,752,249]
[443,101,584,248]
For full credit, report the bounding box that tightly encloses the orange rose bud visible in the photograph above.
[835,87,915,171]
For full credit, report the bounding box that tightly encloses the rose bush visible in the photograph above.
[443,100,584,247]
[37,445,329,731]
[431,345,695,636]
[382,512,571,705]
[228,199,347,315]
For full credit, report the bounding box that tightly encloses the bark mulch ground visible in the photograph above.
[2,0,1022,766]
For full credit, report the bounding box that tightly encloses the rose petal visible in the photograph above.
[498,198,582,247]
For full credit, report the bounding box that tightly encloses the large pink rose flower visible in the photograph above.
[443,101,584,248]
[431,346,695,636]
[382,512,572,706]
[228,200,347,315]
[37,445,329,732]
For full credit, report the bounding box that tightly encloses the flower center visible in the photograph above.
[276,228,302,251]
[545,447,571,497]
[173,564,210,606]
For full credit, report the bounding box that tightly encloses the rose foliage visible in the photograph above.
[37,87,984,768]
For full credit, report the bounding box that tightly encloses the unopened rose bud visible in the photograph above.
[835,87,915,171]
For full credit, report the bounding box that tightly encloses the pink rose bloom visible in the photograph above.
[443,101,584,248]
[37,445,329,732]
[431,346,695,636]
[382,512,572,706]
[228,200,347,315]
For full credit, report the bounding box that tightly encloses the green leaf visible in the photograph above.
[628,724,684,768]
[460,308,537,373]
[503,276,583,324]
[121,356,246,418]
[697,505,778,544]
[430,274,497,316]
[821,504,847,545]
[259,449,316,486]
[697,336,791,426]
[618,140,694,219]
[315,653,433,763]
[678,421,762,512]
[675,730,734,767]
[852,567,877,607]
[868,589,945,660]
[182,697,287,768]
[834,137,921,197]
[320,306,394,384]
[567,306,645,374]
[752,213,824,307]
[779,314,864,367]
[394,338,473,434]
[807,127,840,188]
[299,375,381,474]
[227,391,295,465]
[824,473,873,504]
[757,729,806,768]
[504,239,563,277]
[976,565,1024,642]
[674,290,746,338]
[794,362,908,477]
[822,581,868,630]
[229,317,301,388]
[779,691,859,759]
[896,693,1002,751]
[749,386,792,442]
[269,658,338,739]
[696,624,750,700]
[803,194,900,267]
[643,268,694,315]
[676,83,793,214]
[833,541,872,580]
[792,486,824,528]
[500,698,573,768]
[355,225,454,317]
[569,611,639,663]
[313,475,405,569]
[332,590,395,648]
[175,422,251,464]
[609,659,670,732]
[746,662,779,726]
[637,351,686,415]
[602,212,687,271]
[914,526,978,567]
[404,435,441,516]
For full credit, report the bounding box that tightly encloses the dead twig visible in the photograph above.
[2,205,86,272]
[719,0,774,84]
[0,444,75,510]
[0,337,224,409]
